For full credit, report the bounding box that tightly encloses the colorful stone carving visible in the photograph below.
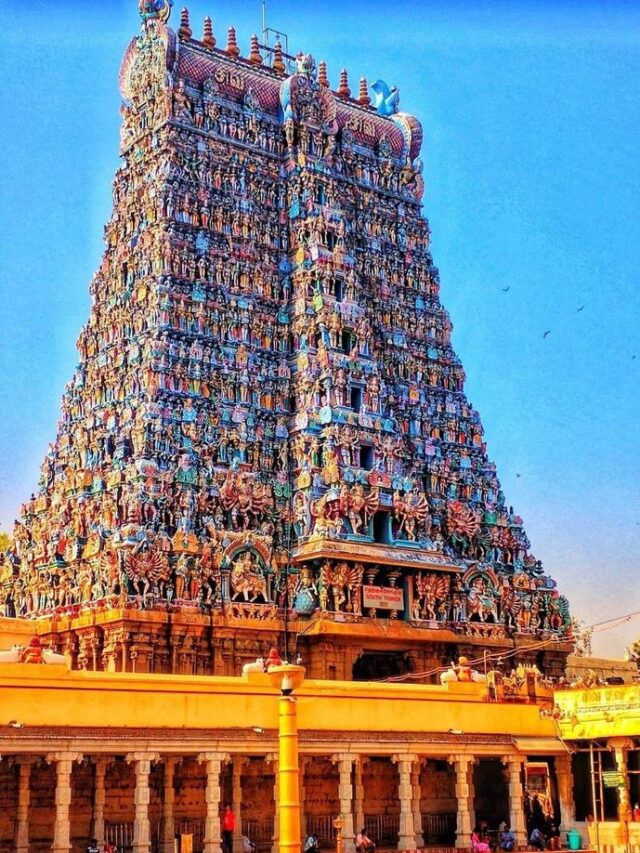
[0,8,570,650]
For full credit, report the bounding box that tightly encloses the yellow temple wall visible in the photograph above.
[0,615,38,646]
[0,661,559,738]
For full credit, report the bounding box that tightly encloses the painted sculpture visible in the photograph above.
[1,5,570,653]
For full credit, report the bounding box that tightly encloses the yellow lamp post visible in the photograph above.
[268,664,306,853]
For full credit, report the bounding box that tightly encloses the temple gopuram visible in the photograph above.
[3,0,572,681]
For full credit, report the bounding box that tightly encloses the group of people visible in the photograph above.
[85,842,116,853]
[304,827,375,853]
[471,819,561,853]
[472,823,513,853]
[85,810,567,853]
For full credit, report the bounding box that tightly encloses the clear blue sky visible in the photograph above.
[1,0,639,656]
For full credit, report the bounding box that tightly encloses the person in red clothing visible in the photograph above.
[223,805,236,853]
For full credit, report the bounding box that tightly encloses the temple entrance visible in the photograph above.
[352,651,413,681]
[474,759,510,830]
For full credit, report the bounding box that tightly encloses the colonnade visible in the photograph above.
[0,749,573,853]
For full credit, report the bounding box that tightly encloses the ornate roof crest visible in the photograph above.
[295,53,318,81]
[139,0,173,24]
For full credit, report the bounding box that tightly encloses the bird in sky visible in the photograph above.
[632,355,637,360]
[502,286,510,292]
[577,305,585,312]
[543,330,551,339]
[516,473,522,478]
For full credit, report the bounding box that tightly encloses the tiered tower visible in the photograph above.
[3,3,572,678]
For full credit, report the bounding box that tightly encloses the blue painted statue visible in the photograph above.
[371,80,400,116]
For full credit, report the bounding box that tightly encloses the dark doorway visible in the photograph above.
[359,444,374,470]
[341,329,354,353]
[353,651,412,681]
[372,511,390,543]
[474,759,510,829]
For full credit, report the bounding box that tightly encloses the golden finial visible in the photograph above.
[226,26,240,57]
[249,34,263,65]
[273,41,286,75]
[318,60,330,88]
[203,16,216,48]
[337,68,351,99]
[178,7,192,40]
[358,77,371,107]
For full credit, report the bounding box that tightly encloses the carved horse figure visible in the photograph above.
[230,552,268,603]
[466,576,499,623]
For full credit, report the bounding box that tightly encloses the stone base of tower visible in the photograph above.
[16,607,572,681]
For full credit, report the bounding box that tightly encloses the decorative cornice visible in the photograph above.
[0,725,522,749]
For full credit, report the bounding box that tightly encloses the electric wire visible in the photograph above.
[375,607,640,683]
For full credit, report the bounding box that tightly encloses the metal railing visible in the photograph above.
[422,813,457,845]
[306,815,338,847]
[365,814,400,847]
[103,813,457,853]
[175,819,205,849]
[106,822,134,850]
[244,817,276,850]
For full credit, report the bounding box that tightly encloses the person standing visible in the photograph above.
[223,804,236,853]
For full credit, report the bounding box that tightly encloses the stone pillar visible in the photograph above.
[354,757,368,838]
[232,755,247,853]
[92,757,109,849]
[449,755,475,849]
[48,751,82,853]
[199,752,230,853]
[161,757,178,853]
[394,754,417,851]
[14,757,33,853]
[611,738,634,823]
[503,756,527,846]
[411,757,424,848]
[126,752,159,853]
[267,754,279,853]
[332,753,356,853]
[555,754,575,831]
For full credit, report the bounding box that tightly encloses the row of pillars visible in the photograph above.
[335,753,529,852]
[11,751,231,853]
[9,750,576,853]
